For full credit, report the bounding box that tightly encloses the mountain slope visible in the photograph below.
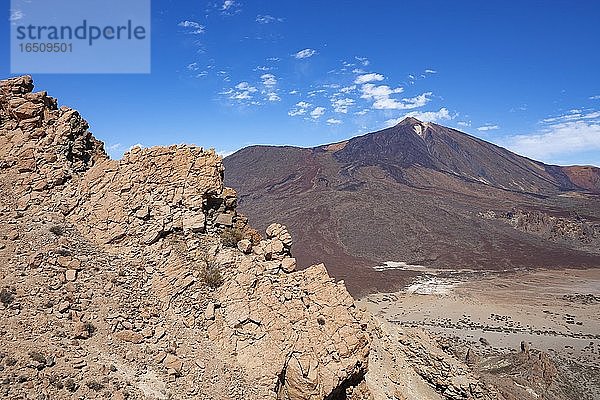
[224,118,600,296]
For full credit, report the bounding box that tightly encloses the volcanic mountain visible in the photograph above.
[224,117,600,295]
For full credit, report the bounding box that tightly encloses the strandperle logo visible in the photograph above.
[10,0,151,74]
[15,20,147,46]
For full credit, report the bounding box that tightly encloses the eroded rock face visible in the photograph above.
[0,75,106,210]
[208,253,370,399]
[67,145,231,245]
[1,75,241,247]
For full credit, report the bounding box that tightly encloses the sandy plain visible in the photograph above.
[361,267,600,368]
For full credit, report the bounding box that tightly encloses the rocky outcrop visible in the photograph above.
[66,145,234,245]
[480,209,600,253]
[208,252,370,399]
[0,76,106,210]
[0,75,371,399]
[1,76,243,246]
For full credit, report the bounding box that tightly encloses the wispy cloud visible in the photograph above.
[457,121,471,127]
[477,124,499,131]
[310,107,326,119]
[354,73,384,84]
[502,120,600,163]
[331,98,355,114]
[327,118,343,125]
[260,74,280,101]
[217,0,241,15]
[355,56,370,66]
[288,101,312,116]
[221,81,258,102]
[294,49,317,59]
[385,108,453,126]
[260,73,276,87]
[361,83,431,110]
[590,95,600,100]
[425,69,437,74]
[9,9,24,22]
[178,20,205,34]
[256,14,283,24]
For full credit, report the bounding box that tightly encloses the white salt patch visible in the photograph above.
[406,276,461,295]
[373,261,428,272]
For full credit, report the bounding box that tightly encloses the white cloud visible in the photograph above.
[340,85,356,94]
[255,66,271,71]
[542,109,600,124]
[360,83,404,100]
[310,107,326,119]
[477,125,500,131]
[331,98,355,114]
[222,0,235,10]
[294,48,317,59]
[187,62,199,71]
[267,57,281,62]
[217,149,236,157]
[107,143,122,152]
[457,121,471,127]
[385,108,453,126]
[502,120,600,162]
[266,92,281,102]
[222,82,259,102]
[307,89,326,97]
[256,14,282,24]
[425,69,437,74]
[288,101,312,116]
[9,9,24,22]
[327,118,343,125]
[178,20,205,34]
[354,73,384,84]
[372,92,431,110]
[260,73,276,87]
[355,56,370,66]
[235,82,257,92]
[590,95,600,100]
[128,143,144,152]
[360,83,430,111]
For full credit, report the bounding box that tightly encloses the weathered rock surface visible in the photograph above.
[208,255,369,399]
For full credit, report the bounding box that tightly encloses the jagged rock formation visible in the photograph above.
[0,76,585,400]
[0,76,370,399]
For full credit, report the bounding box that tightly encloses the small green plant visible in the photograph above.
[220,227,243,247]
[0,288,14,306]
[49,225,65,236]
[201,257,223,289]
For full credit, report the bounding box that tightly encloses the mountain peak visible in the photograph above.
[395,116,423,126]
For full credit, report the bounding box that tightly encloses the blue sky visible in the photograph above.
[3,0,600,166]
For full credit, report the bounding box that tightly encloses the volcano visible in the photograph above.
[224,118,600,296]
